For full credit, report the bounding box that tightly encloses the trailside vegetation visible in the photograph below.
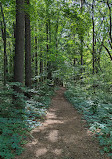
[0,0,112,158]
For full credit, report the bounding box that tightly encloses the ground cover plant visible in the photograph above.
[0,82,55,159]
[0,0,112,158]
[65,79,112,158]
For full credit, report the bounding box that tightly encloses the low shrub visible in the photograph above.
[0,82,55,159]
[65,83,112,157]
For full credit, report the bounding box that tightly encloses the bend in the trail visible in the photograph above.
[16,87,108,159]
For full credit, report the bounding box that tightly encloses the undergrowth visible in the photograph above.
[0,81,55,159]
[65,81,112,158]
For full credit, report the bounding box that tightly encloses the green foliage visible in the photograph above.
[0,82,55,159]
[0,84,27,159]
[65,81,112,157]
[25,81,55,129]
[1,0,112,158]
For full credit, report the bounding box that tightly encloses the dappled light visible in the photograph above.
[0,0,112,158]
[27,139,39,147]
[36,148,47,157]
[48,130,59,142]
[15,88,107,159]
[52,148,62,156]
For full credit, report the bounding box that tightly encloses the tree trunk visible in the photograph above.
[80,36,83,73]
[9,42,13,80]
[14,0,25,92]
[55,15,59,54]
[47,19,52,80]
[25,0,31,88]
[107,0,112,44]
[92,0,95,74]
[35,34,38,77]
[0,2,8,86]
[45,2,52,81]
[46,17,51,80]
[40,52,43,82]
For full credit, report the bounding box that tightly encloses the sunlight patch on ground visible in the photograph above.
[44,119,64,126]
[52,148,62,155]
[35,148,47,157]
[47,111,57,119]
[48,130,59,142]
[42,110,64,127]
[26,139,38,147]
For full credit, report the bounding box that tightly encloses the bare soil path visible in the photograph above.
[16,87,109,159]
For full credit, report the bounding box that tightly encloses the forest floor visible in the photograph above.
[16,87,109,159]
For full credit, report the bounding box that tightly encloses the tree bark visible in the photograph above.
[25,0,31,88]
[103,44,112,61]
[35,33,38,77]
[46,15,52,80]
[107,0,112,44]
[14,0,25,91]
[92,0,95,74]
[0,2,8,86]
[80,36,83,73]
[40,52,43,82]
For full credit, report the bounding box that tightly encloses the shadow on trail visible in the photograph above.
[16,88,108,159]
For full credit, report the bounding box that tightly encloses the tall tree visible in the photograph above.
[92,0,95,74]
[102,0,112,60]
[14,0,25,91]
[35,28,38,78]
[0,2,8,85]
[25,0,31,88]
[46,1,52,80]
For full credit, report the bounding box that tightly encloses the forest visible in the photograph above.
[0,0,112,158]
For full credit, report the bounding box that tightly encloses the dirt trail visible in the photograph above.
[16,87,108,159]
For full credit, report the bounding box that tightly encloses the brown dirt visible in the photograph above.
[16,87,109,159]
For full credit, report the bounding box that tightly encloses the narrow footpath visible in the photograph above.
[16,87,109,159]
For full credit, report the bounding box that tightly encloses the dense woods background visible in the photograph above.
[0,0,112,158]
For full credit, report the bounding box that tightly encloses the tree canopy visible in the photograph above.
[0,0,112,158]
